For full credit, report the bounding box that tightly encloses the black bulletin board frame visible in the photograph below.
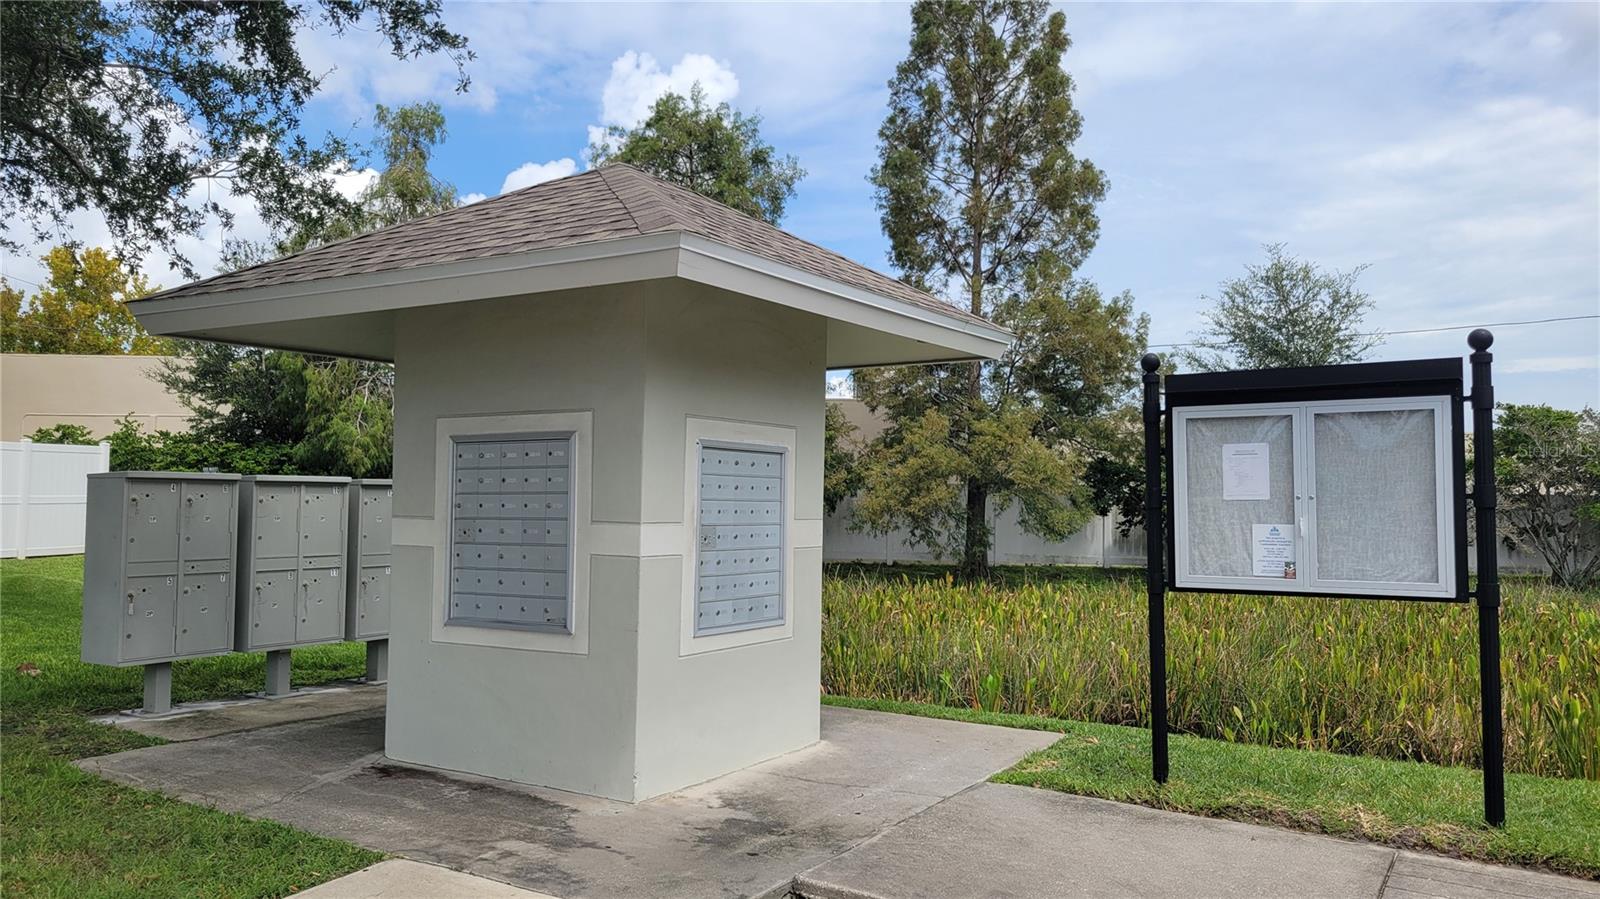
[1140,332,1504,827]
[1163,357,1469,602]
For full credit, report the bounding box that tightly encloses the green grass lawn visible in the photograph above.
[1,555,382,898]
[6,553,1596,892]
[825,695,1600,880]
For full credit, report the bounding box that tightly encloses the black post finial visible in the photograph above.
[1141,353,1162,374]
[1468,329,1494,352]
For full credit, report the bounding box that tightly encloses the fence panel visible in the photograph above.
[0,439,111,558]
[824,497,1562,576]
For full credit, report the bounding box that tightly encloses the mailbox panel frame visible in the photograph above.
[429,410,593,656]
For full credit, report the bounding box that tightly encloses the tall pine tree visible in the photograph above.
[855,0,1142,578]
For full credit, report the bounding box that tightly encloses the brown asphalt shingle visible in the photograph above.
[145,164,999,330]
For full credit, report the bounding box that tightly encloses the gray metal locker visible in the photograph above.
[345,479,392,642]
[235,476,351,653]
[82,472,242,711]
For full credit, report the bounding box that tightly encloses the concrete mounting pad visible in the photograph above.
[77,704,1058,898]
[91,681,386,742]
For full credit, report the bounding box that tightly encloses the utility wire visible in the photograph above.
[1147,314,1599,349]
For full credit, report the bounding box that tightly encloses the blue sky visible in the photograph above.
[8,2,1597,409]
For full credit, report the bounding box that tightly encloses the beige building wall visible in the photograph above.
[0,354,190,440]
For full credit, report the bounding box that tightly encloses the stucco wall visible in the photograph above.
[386,283,648,799]
[0,354,190,439]
[633,281,826,798]
[385,279,826,801]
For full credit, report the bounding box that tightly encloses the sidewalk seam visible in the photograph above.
[1376,848,1399,898]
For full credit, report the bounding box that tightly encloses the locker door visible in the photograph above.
[358,487,392,558]
[180,482,233,561]
[356,565,390,638]
[125,480,180,564]
[177,572,231,655]
[122,574,176,661]
[297,566,342,642]
[300,486,344,556]
[249,570,297,647]
[254,485,299,559]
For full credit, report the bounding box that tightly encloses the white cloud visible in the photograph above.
[598,51,739,129]
[499,158,579,194]
[1500,355,1600,375]
[332,167,380,201]
[459,192,488,206]
[578,50,741,169]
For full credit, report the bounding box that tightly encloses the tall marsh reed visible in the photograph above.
[821,567,1600,780]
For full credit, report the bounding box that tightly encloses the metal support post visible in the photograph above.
[364,639,389,684]
[142,662,172,714]
[265,649,293,697]
[1468,329,1504,827]
[1141,353,1168,784]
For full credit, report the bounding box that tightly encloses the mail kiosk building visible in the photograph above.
[131,165,1010,801]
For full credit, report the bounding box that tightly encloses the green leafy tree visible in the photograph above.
[590,84,805,225]
[823,403,864,517]
[1,1,470,275]
[280,102,458,252]
[156,101,455,477]
[1180,243,1380,371]
[1,246,167,353]
[1493,404,1600,589]
[25,423,98,445]
[855,1,1130,578]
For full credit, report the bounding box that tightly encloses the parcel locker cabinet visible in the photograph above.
[345,479,393,641]
[235,476,351,651]
[81,472,241,666]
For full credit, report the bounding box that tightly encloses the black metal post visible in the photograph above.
[1468,329,1504,827]
[1141,353,1168,784]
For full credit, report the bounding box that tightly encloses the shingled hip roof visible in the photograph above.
[134,164,1010,367]
[149,165,989,324]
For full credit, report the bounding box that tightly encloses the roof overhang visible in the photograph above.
[132,232,1012,368]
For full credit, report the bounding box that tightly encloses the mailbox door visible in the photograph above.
[359,487,392,558]
[122,574,176,661]
[300,485,344,557]
[179,482,233,561]
[124,480,180,564]
[356,565,390,638]
[250,569,297,647]
[254,485,299,559]
[177,572,231,655]
[298,566,342,642]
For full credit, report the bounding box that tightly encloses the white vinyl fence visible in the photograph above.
[824,495,1557,575]
[1,439,111,559]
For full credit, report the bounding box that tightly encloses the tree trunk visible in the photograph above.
[960,477,990,580]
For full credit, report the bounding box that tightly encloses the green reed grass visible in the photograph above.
[821,566,1600,780]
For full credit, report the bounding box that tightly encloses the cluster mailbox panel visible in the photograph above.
[447,435,573,632]
[236,476,351,651]
[345,479,392,641]
[81,472,241,666]
[693,443,785,635]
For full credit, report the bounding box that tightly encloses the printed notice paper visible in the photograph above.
[1222,443,1271,500]
[1252,524,1296,578]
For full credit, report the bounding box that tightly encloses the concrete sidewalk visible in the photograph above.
[77,699,1598,899]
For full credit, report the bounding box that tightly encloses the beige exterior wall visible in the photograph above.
[384,278,825,802]
[0,354,190,440]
